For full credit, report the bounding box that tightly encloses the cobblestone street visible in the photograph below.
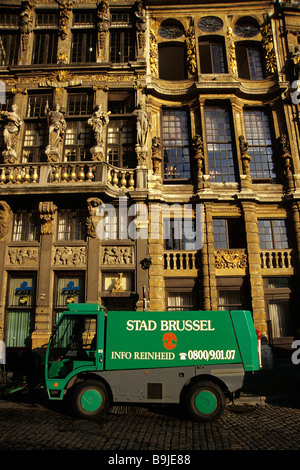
[0,392,300,452]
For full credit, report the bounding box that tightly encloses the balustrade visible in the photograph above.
[260,249,293,270]
[164,251,198,271]
[0,162,136,190]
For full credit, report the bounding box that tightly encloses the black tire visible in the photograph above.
[71,380,110,421]
[185,380,226,422]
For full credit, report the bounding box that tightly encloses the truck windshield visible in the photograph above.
[48,314,97,362]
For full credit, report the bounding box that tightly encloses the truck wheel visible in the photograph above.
[185,381,226,422]
[72,380,109,420]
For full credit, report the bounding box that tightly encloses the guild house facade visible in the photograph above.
[0,0,299,367]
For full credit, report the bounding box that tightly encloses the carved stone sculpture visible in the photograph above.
[45,102,67,162]
[54,246,86,266]
[86,197,103,238]
[135,0,146,50]
[88,105,110,161]
[0,201,12,240]
[97,0,110,49]
[39,201,57,235]
[133,101,150,149]
[151,136,162,176]
[0,105,23,163]
[20,0,33,51]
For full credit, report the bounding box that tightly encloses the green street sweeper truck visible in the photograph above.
[44,303,260,422]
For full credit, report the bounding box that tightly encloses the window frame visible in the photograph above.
[158,41,187,80]
[57,209,87,241]
[161,108,192,181]
[243,108,276,181]
[12,210,40,242]
[236,41,265,80]
[54,272,85,323]
[163,217,196,251]
[109,9,135,63]
[5,273,36,348]
[63,92,94,162]
[258,219,290,250]
[22,93,52,163]
[212,217,246,249]
[32,11,59,65]
[204,105,237,183]
[198,36,227,74]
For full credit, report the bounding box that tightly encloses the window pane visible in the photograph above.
[12,211,40,241]
[269,301,290,338]
[27,94,52,117]
[205,107,236,182]
[110,30,134,62]
[57,210,86,241]
[167,292,193,310]
[247,46,264,80]
[67,94,93,116]
[107,119,135,168]
[0,32,19,65]
[71,31,96,63]
[162,110,191,179]
[6,311,34,347]
[213,219,228,248]
[199,40,225,74]
[244,109,275,179]
[159,44,187,80]
[218,290,241,311]
[33,32,58,64]
[56,276,85,309]
[258,219,289,249]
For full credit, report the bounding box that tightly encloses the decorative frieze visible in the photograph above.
[149,29,158,77]
[260,22,277,74]
[57,0,73,40]
[215,249,247,269]
[101,246,134,265]
[185,24,197,75]
[97,0,110,50]
[20,0,33,52]
[227,27,237,75]
[53,246,86,266]
[7,247,39,266]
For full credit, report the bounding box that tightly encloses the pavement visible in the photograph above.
[237,347,300,405]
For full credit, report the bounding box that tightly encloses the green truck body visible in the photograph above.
[45,304,259,422]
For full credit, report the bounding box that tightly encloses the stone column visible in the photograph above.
[291,200,300,265]
[31,202,57,349]
[203,203,218,310]
[148,203,165,311]
[242,201,267,336]
[86,197,102,303]
[0,202,12,335]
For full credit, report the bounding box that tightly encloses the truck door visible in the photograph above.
[47,312,105,380]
